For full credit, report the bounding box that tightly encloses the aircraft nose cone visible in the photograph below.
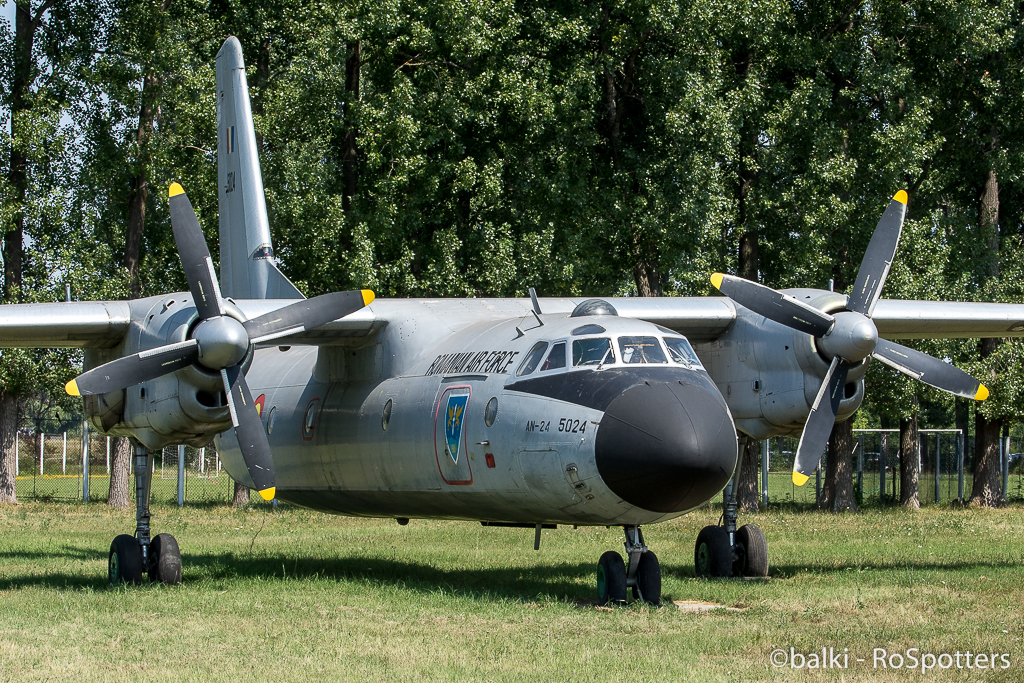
[594,380,737,513]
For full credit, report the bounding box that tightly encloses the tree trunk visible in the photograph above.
[971,337,1003,506]
[233,480,250,508]
[0,391,18,504]
[342,39,360,219]
[899,412,920,509]
[124,73,160,299]
[820,419,857,512]
[107,436,132,509]
[735,437,759,512]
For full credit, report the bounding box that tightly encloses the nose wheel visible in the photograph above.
[596,526,662,605]
[694,465,770,578]
[108,445,183,587]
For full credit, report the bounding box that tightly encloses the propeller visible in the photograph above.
[66,182,375,501]
[711,190,988,486]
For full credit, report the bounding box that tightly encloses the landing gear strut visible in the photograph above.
[596,525,661,605]
[108,444,182,586]
[694,438,769,578]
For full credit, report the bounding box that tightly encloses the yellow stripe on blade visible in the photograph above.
[361,289,375,306]
[792,470,810,487]
[169,182,184,197]
[710,273,724,290]
[893,190,908,205]
[65,379,80,397]
[976,384,989,401]
[258,487,276,501]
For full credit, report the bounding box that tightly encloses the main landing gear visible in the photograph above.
[597,525,661,605]
[108,445,182,586]
[694,466,769,579]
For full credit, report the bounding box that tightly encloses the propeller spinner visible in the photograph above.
[66,183,375,501]
[712,191,988,486]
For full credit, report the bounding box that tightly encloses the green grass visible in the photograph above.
[2,502,1023,682]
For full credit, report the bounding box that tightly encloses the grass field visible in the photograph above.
[2,501,1023,682]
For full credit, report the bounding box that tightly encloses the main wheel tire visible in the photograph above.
[694,526,731,578]
[736,524,769,577]
[632,550,661,604]
[597,550,627,606]
[109,534,143,586]
[148,533,182,585]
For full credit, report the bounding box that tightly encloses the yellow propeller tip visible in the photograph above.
[710,273,725,290]
[976,384,989,401]
[65,379,80,397]
[893,190,908,205]
[258,487,276,501]
[792,471,810,487]
[361,289,375,306]
[169,182,184,197]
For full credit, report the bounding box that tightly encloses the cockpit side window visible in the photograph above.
[618,336,667,364]
[573,338,614,366]
[664,337,702,368]
[540,342,567,371]
[517,341,549,376]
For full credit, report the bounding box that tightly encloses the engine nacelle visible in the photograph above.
[82,294,250,450]
[696,289,866,439]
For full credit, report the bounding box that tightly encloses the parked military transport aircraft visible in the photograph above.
[1,37,1021,604]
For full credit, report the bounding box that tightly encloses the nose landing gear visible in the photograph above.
[596,525,662,605]
[108,445,182,586]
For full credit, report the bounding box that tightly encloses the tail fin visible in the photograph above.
[215,36,303,300]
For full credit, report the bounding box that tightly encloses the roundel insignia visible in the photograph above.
[444,394,469,463]
[254,394,266,418]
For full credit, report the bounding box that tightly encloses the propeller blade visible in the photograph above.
[66,340,199,396]
[169,183,225,320]
[792,356,850,485]
[872,338,988,401]
[711,273,834,337]
[221,366,276,500]
[243,290,375,344]
[846,191,907,316]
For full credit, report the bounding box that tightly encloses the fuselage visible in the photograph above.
[216,307,739,526]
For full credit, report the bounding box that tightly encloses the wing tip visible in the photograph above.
[169,182,185,198]
[976,384,989,401]
[710,273,724,290]
[893,190,908,205]
[792,470,809,487]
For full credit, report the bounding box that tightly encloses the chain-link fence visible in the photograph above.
[14,422,235,504]
[757,429,1024,507]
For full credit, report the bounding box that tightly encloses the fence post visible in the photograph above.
[62,431,67,475]
[935,433,941,503]
[14,430,18,476]
[1002,435,1009,502]
[106,436,110,473]
[81,422,90,501]
[957,431,964,501]
[760,439,769,507]
[857,434,864,499]
[177,444,185,506]
[880,434,887,504]
[39,433,44,475]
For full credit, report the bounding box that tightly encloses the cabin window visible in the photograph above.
[618,336,667,364]
[571,324,606,336]
[664,337,702,368]
[382,398,393,431]
[540,342,567,371]
[484,397,498,427]
[516,342,548,376]
[572,338,614,366]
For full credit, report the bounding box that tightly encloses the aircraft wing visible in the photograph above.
[0,296,1023,350]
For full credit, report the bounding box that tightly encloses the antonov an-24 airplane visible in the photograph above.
[0,37,1018,605]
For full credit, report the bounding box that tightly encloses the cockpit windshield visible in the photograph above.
[517,341,548,376]
[618,336,667,364]
[664,337,702,368]
[573,338,614,366]
[541,342,567,371]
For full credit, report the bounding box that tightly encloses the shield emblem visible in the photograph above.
[444,394,469,463]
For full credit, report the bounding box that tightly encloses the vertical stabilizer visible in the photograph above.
[216,36,303,300]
